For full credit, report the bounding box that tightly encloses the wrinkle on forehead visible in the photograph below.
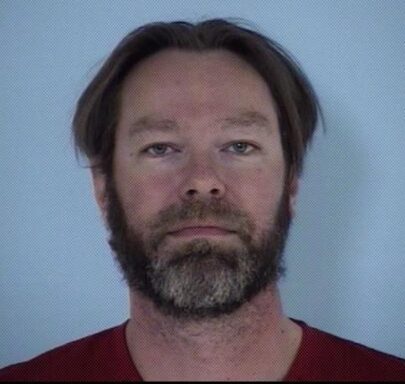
[128,109,275,139]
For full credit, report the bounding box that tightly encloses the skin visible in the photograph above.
[92,49,302,381]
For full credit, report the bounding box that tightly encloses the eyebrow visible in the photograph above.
[217,110,272,132]
[128,110,272,138]
[128,116,179,137]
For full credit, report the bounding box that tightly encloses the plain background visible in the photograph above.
[1,0,404,367]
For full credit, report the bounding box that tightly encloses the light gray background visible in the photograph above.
[1,0,404,367]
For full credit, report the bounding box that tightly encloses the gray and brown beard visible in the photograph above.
[105,175,292,320]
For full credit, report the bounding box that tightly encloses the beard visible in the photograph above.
[105,175,292,320]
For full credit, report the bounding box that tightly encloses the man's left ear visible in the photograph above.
[288,175,299,218]
[90,166,108,226]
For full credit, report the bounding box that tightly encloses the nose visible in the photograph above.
[180,155,226,200]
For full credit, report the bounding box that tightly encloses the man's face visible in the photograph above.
[93,49,296,319]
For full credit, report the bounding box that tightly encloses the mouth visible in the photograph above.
[167,226,236,238]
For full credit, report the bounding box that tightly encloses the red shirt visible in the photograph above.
[1,319,404,381]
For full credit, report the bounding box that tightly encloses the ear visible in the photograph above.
[288,175,299,218]
[91,167,108,225]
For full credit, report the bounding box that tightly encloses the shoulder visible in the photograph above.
[287,319,405,381]
[0,321,140,381]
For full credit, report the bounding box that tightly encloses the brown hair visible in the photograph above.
[73,18,321,180]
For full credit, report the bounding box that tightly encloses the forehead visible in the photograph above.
[124,48,263,85]
[118,49,279,132]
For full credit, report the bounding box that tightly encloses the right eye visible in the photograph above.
[142,143,177,157]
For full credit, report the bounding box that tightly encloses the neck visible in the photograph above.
[126,286,302,381]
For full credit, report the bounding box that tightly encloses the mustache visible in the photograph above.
[146,198,255,251]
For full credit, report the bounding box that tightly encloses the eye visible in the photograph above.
[143,143,177,157]
[225,142,257,155]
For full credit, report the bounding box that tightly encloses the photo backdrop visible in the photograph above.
[1,0,404,366]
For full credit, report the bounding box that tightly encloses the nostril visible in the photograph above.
[184,187,223,199]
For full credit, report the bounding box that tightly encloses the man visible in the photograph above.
[1,19,404,381]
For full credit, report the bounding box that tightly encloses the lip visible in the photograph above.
[168,226,235,237]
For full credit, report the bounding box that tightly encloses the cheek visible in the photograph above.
[226,166,285,224]
[116,170,179,224]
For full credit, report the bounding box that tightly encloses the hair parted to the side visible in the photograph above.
[72,18,322,180]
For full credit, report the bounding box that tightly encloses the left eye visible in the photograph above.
[226,142,256,154]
